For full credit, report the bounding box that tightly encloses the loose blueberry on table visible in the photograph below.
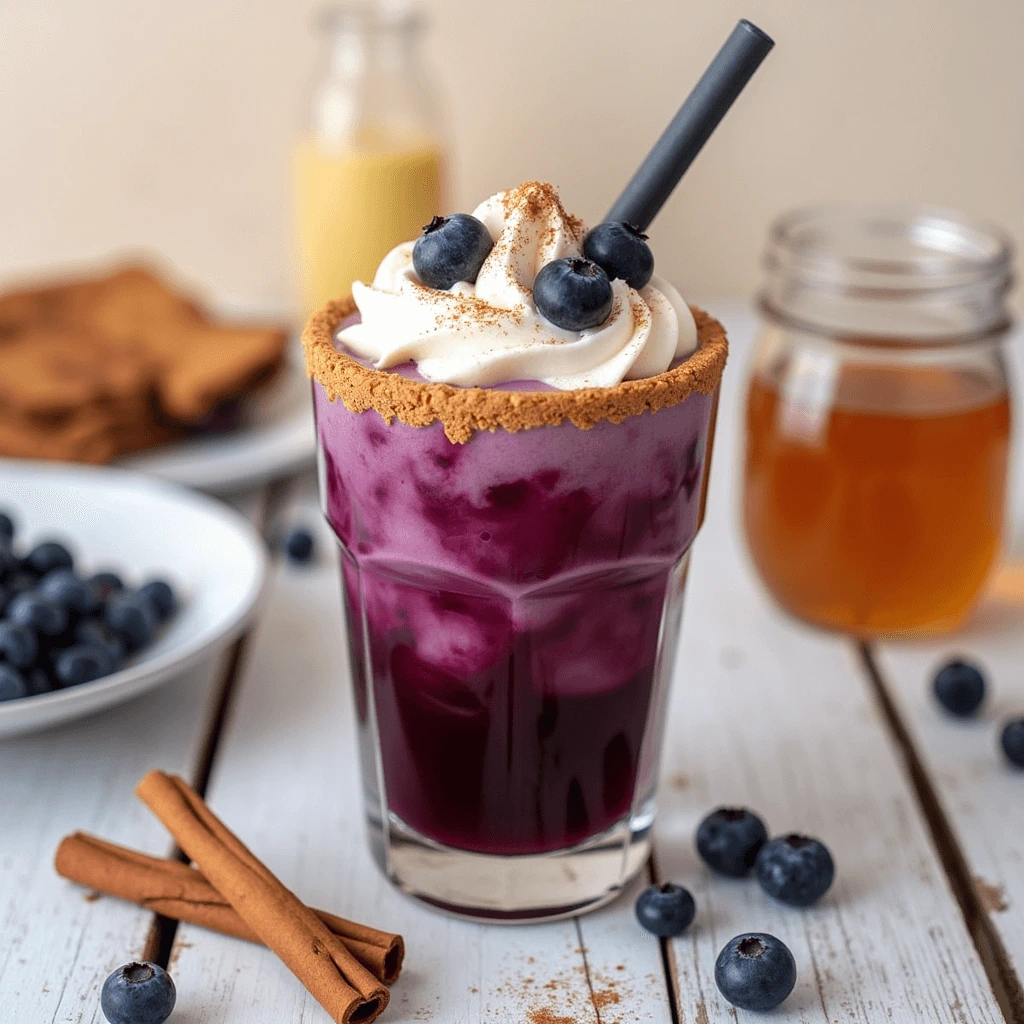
[533,256,614,332]
[283,526,316,565]
[0,509,178,702]
[635,882,696,937]
[756,833,835,906]
[582,221,655,290]
[1001,717,1024,768]
[933,658,986,717]
[715,933,797,1012]
[412,213,494,290]
[695,806,769,877]
[100,962,176,1024]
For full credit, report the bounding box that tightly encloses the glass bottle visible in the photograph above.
[743,202,1015,637]
[295,2,444,319]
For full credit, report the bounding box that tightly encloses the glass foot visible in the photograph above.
[367,801,655,923]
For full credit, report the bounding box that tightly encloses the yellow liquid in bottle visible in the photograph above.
[294,135,442,318]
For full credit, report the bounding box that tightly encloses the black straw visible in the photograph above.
[605,19,774,231]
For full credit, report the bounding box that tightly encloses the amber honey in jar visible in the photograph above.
[744,204,1014,637]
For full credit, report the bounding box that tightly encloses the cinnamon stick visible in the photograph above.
[136,771,388,1024]
[54,832,403,984]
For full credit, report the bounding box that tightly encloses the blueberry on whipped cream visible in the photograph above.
[533,257,613,332]
[412,213,494,290]
[583,222,655,290]
[338,181,697,390]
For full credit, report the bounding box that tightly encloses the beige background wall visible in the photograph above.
[2,0,1021,311]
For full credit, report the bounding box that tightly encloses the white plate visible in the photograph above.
[0,462,267,737]
[120,343,316,494]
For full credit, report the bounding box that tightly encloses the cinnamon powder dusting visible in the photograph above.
[630,295,651,337]
[492,182,585,296]
[974,876,1009,913]
[303,296,727,444]
[527,1011,577,1024]
[591,988,621,1010]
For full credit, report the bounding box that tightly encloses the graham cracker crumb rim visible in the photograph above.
[302,296,727,444]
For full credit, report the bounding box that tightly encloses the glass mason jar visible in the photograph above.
[294,3,444,319]
[743,203,1015,637]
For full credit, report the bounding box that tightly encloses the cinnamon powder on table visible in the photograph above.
[527,1010,578,1024]
[521,958,627,1024]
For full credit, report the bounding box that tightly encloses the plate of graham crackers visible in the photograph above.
[0,262,315,493]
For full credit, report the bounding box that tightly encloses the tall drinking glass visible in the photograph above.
[306,298,727,920]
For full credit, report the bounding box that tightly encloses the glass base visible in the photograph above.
[367,799,656,922]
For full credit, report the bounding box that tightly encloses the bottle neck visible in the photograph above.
[313,10,436,151]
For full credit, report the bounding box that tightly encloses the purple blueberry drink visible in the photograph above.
[305,183,727,919]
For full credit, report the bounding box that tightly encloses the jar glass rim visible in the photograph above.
[765,202,1014,291]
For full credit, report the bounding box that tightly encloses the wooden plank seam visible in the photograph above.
[859,642,1024,1024]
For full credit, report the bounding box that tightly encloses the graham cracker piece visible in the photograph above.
[151,322,290,422]
[69,267,287,423]
[71,267,206,343]
[0,263,289,465]
[0,327,155,417]
[0,397,174,464]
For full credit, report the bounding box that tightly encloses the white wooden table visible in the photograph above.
[2,302,1022,1023]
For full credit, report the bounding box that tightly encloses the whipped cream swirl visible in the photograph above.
[338,181,697,389]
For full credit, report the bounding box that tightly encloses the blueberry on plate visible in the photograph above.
[0,621,40,668]
[0,538,15,576]
[933,659,986,717]
[715,933,797,1012]
[24,540,74,577]
[39,568,100,615]
[138,579,177,621]
[533,257,614,332]
[412,213,494,290]
[283,527,316,565]
[7,592,69,637]
[0,664,30,702]
[0,510,14,542]
[695,807,769,877]
[635,882,696,938]
[1001,717,1024,768]
[89,571,125,603]
[104,592,157,652]
[76,618,127,665]
[53,645,115,687]
[582,221,655,290]
[24,665,54,696]
[100,962,176,1024]
[756,833,835,906]
[0,571,37,615]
